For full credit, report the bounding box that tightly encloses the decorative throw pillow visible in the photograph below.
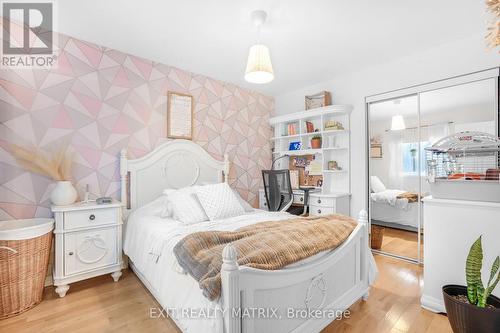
[370,176,386,193]
[168,187,209,224]
[196,183,245,220]
[232,189,254,212]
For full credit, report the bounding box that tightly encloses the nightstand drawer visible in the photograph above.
[310,205,335,216]
[310,196,335,207]
[64,227,118,276]
[293,193,305,205]
[64,208,117,230]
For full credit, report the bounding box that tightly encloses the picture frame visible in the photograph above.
[305,91,331,110]
[167,92,194,139]
[370,144,383,158]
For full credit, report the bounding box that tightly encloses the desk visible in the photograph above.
[258,188,350,216]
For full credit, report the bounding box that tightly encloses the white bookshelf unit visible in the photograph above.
[268,105,352,214]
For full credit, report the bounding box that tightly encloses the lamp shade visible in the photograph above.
[245,44,274,84]
[391,115,406,131]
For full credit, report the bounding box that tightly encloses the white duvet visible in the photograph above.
[124,197,377,333]
[124,198,300,332]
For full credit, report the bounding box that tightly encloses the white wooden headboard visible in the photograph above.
[120,140,229,213]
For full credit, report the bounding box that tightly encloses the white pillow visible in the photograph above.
[370,176,386,193]
[168,186,209,224]
[196,183,245,220]
[232,189,254,212]
[160,189,175,218]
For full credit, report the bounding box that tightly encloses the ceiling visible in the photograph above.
[368,79,496,121]
[57,1,488,96]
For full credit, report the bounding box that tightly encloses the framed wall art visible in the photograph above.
[167,92,194,139]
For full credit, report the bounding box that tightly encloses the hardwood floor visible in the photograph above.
[0,255,451,333]
[377,227,424,260]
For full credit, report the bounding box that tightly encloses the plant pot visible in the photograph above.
[50,181,78,206]
[443,285,500,333]
[311,138,322,149]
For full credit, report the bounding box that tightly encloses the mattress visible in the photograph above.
[123,197,333,333]
[370,200,419,228]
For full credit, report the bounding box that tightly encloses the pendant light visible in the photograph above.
[391,115,406,131]
[245,10,274,84]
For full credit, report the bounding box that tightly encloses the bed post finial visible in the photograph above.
[221,244,240,333]
[358,210,368,225]
[120,149,128,209]
[223,153,230,183]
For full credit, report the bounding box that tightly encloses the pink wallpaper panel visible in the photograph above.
[0,32,273,220]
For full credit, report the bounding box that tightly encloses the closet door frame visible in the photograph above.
[365,67,500,264]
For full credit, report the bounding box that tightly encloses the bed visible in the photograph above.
[120,140,376,333]
[369,177,419,231]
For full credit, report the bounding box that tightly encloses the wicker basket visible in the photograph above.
[0,231,52,319]
[370,225,385,250]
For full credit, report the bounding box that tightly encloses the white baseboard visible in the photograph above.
[420,294,446,313]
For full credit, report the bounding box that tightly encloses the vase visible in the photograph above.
[50,181,78,206]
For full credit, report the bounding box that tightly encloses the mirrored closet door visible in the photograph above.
[368,94,421,261]
[367,73,499,263]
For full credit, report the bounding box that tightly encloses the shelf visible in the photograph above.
[269,105,352,125]
[323,147,348,151]
[273,149,322,155]
[322,129,349,135]
[323,169,348,173]
[271,134,300,140]
[272,129,349,140]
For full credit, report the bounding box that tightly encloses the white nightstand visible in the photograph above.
[51,200,124,297]
[309,192,350,216]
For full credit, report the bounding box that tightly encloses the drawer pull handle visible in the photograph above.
[317,199,321,204]
[89,214,96,221]
[317,209,321,214]
[300,197,303,202]
[68,251,74,256]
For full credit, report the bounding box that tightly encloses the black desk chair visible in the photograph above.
[262,170,293,212]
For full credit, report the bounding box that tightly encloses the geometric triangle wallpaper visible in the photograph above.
[0,32,273,220]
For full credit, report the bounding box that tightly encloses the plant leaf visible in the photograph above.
[466,236,483,305]
[484,260,500,307]
[487,256,499,287]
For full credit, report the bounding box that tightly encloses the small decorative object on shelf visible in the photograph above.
[442,235,500,333]
[287,122,299,135]
[305,91,331,110]
[305,121,315,133]
[324,120,344,131]
[328,160,341,170]
[289,141,301,151]
[310,135,322,149]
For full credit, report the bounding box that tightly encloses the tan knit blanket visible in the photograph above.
[173,214,357,300]
[396,191,419,203]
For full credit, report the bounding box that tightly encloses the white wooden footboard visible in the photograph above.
[221,210,370,333]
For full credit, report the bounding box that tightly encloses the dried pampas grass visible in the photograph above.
[486,0,500,50]
[9,144,74,181]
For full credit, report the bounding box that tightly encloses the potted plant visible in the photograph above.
[311,135,322,149]
[9,144,77,206]
[443,236,500,333]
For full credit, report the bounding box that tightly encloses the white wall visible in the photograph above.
[274,34,499,216]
